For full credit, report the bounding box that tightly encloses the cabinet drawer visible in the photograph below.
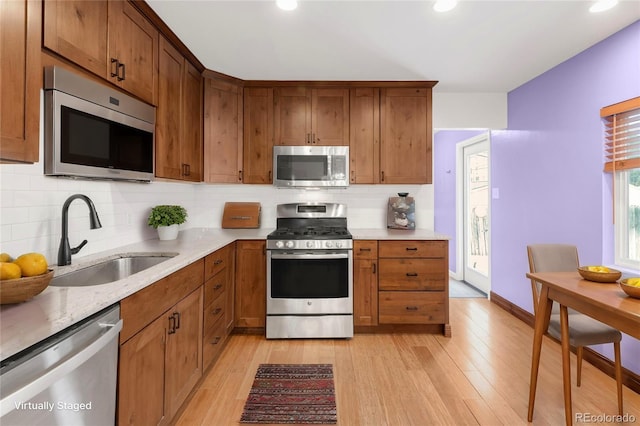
[204,293,225,331]
[205,243,233,281]
[204,269,227,308]
[379,291,445,324]
[378,240,447,258]
[354,240,377,260]
[202,316,226,369]
[378,258,446,291]
[120,259,204,343]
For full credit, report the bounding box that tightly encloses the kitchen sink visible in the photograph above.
[50,253,178,287]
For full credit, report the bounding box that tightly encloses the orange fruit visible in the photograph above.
[13,253,48,277]
[0,262,21,280]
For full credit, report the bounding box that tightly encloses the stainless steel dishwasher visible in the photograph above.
[0,304,122,426]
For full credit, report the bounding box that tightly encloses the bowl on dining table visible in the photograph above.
[577,266,622,283]
[619,278,640,299]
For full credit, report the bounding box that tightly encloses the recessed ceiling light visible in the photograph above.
[433,0,458,13]
[277,0,297,11]
[589,0,618,13]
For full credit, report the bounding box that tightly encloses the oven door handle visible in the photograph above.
[270,252,350,260]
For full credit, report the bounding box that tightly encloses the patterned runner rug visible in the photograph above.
[240,363,337,424]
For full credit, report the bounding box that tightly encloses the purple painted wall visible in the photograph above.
[434,130,486,273]
[490,21,640,373]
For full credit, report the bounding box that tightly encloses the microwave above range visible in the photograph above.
[273,145,349,188]
[43,66,155,183]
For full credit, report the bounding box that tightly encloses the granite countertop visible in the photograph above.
[0,227,448,362]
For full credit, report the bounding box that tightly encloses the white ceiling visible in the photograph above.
[146,1,640,93]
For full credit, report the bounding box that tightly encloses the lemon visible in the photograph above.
[0,262,22,280]
[626,278,640,287]
[0,253,12,263]
[13,253,48,277]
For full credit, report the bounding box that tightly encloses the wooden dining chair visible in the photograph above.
[527,244,623,415]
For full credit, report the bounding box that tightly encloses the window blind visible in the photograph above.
[601,96,640,172]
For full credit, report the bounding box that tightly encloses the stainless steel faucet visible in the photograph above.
[58,194,102,266]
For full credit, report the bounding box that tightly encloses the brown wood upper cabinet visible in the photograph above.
[43,0,158,105]
[349,88,380,184]
[380,88,433,184]
[156,37,203,182]
[204,78,243,183]
[243,88,274,184]
[0,0,41,163]
[274,87,349,146]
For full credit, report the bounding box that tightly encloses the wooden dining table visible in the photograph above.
[526,271,640,426]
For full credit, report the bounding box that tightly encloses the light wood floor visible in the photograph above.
[175,299,640,425]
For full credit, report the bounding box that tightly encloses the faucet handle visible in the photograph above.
[71,240,88,255]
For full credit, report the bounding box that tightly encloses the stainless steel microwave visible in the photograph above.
[44,66,155,182]
[273,146,349,188]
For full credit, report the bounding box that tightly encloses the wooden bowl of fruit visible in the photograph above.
[619,278,640,299]
[0,252,52,304]
[577,266,622,283]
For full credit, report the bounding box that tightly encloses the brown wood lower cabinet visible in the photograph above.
[354,239,450,336]
[234,240,266,328]
[118,260,204,425]
[353,240,378,326]
[202,243,235,370]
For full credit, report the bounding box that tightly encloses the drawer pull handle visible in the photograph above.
[372,262,376,274]
[406,306,419,311]
[211,336,221,345]
[213,283,223,290]
[406,272,418,277]
[359,248,371,252]
[406,247,418,251]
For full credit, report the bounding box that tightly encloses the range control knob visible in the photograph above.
[335,241,343,248]
[285,241,295,249]
[275,241,284,249]
[325,241,333,248]
[306,241,314,248]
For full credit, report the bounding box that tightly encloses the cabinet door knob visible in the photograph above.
[110,58,119,78]
[117,62,125,81]
[168,314,176,334]
[173,312,181,330]
[213,283,223,290]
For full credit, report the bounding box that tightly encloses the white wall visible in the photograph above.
[433,92,507,129]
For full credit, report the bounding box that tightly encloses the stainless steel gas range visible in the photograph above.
[266,203,353,339]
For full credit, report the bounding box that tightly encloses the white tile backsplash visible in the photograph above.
[1,168,434,264]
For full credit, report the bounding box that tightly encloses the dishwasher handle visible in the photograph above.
[0,319,123,417]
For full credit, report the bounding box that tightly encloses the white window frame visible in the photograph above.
[615,169,640,269]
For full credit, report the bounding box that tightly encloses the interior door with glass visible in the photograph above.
[462,137,490,294]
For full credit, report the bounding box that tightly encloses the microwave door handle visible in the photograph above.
[270,252,349,260]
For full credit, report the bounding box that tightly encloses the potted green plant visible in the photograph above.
[147,205,187,240]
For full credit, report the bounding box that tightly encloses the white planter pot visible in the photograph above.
[157,224,179,241]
